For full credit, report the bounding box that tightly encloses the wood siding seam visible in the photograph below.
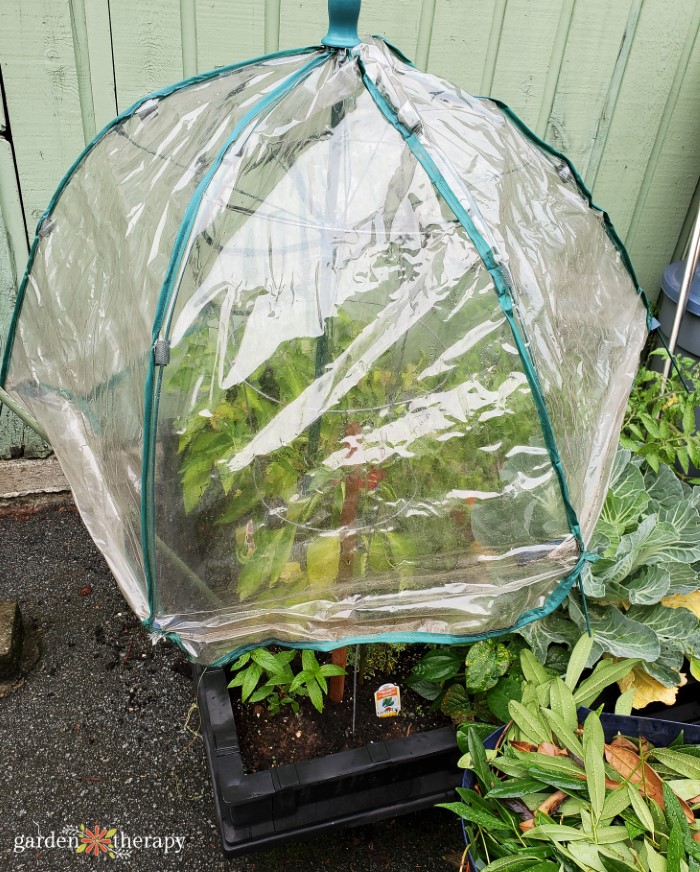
[415,0,437,70]
[480,0,508,96]
[535,0,575,140]
[584,0,644,188]
[180,0,198,77]
[68,0,98,143]
[265,0,282,53]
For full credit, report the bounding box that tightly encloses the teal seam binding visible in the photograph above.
[141,51,332,627]
[165,549,597,668]
[0,45,321,390]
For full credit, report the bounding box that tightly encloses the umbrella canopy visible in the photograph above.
[0,1,648,663]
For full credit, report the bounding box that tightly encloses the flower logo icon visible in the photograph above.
[76,824,117,858]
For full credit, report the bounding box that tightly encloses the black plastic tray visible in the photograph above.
[195,666,462,857]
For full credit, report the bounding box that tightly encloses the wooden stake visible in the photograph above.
[329,646,347,703]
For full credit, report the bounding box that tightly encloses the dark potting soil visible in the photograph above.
[229,646,452,773]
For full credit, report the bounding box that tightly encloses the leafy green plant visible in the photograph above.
[439,636,700,872]
[227,647,345,714]
[518,450,700,707]
[346,642,408,683]
[288,649,347,713]
[621,350,700,481]
[406,638,537,725]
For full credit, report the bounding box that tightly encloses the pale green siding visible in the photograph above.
[0,0,698,456]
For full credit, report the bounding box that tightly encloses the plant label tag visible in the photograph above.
[374,683,401,717]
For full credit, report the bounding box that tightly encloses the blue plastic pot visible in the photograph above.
[459,709,700,870]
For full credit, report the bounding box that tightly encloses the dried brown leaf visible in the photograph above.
[519,791,567,831]
[604,743,665,808]
[611,736,638,753]
[538,742,567,757]
[512,740,537,753]
[678,794,696,826]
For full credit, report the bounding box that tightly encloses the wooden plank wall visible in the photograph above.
[0,0,698,456]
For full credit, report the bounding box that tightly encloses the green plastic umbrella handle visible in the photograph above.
[322,0,361,48]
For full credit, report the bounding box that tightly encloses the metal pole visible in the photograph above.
[662,202,700,384]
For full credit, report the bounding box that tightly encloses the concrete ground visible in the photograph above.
[0,480,463,871]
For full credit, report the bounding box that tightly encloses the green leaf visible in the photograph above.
[600,787,631,824]
[584,711,606,822]
[251,648,284,673]
[599,856,640,872]
[508,700,552,746]
[520,649,550,687]
[624,565,672,605]
[667,562,700,595]
[301,649,319,674]
[482,855,554,872]
[658,501,700,563]
[465,640,512,693]
[584,607,660,662]
[485,778,550,799]
[467,727,497,791]
[541,707,584,758]
[565,634,595,690]
[574,658,639,707]
[667,779,700,801]
[241,663,263,702]
[440,683,474,724]
[306,678,324,713]
[667,821,684,872]
[627,784,655,835]
[306,535,341,585]
[436,802,511,831]
[408,648,465,684]
[319,664,346,678]
[643,839,668,872]
[406,678,442,701]
[525,864,561,872]
[248,685,274,703]
[593,827,632,844]
[654,750,700,781]
[486,674,523,723]
[664,782,691,840]
[524,824,591,842]
[614,689,637,717]
[549,678,579,732]
[288,670,313,694]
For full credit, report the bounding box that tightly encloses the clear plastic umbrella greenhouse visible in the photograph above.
[0,1,649,664]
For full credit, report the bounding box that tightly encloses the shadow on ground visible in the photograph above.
[0,500,463,871]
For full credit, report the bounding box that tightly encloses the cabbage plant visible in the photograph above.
[520,451,700,704]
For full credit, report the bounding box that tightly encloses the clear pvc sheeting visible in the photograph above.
[2,37,647,663]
